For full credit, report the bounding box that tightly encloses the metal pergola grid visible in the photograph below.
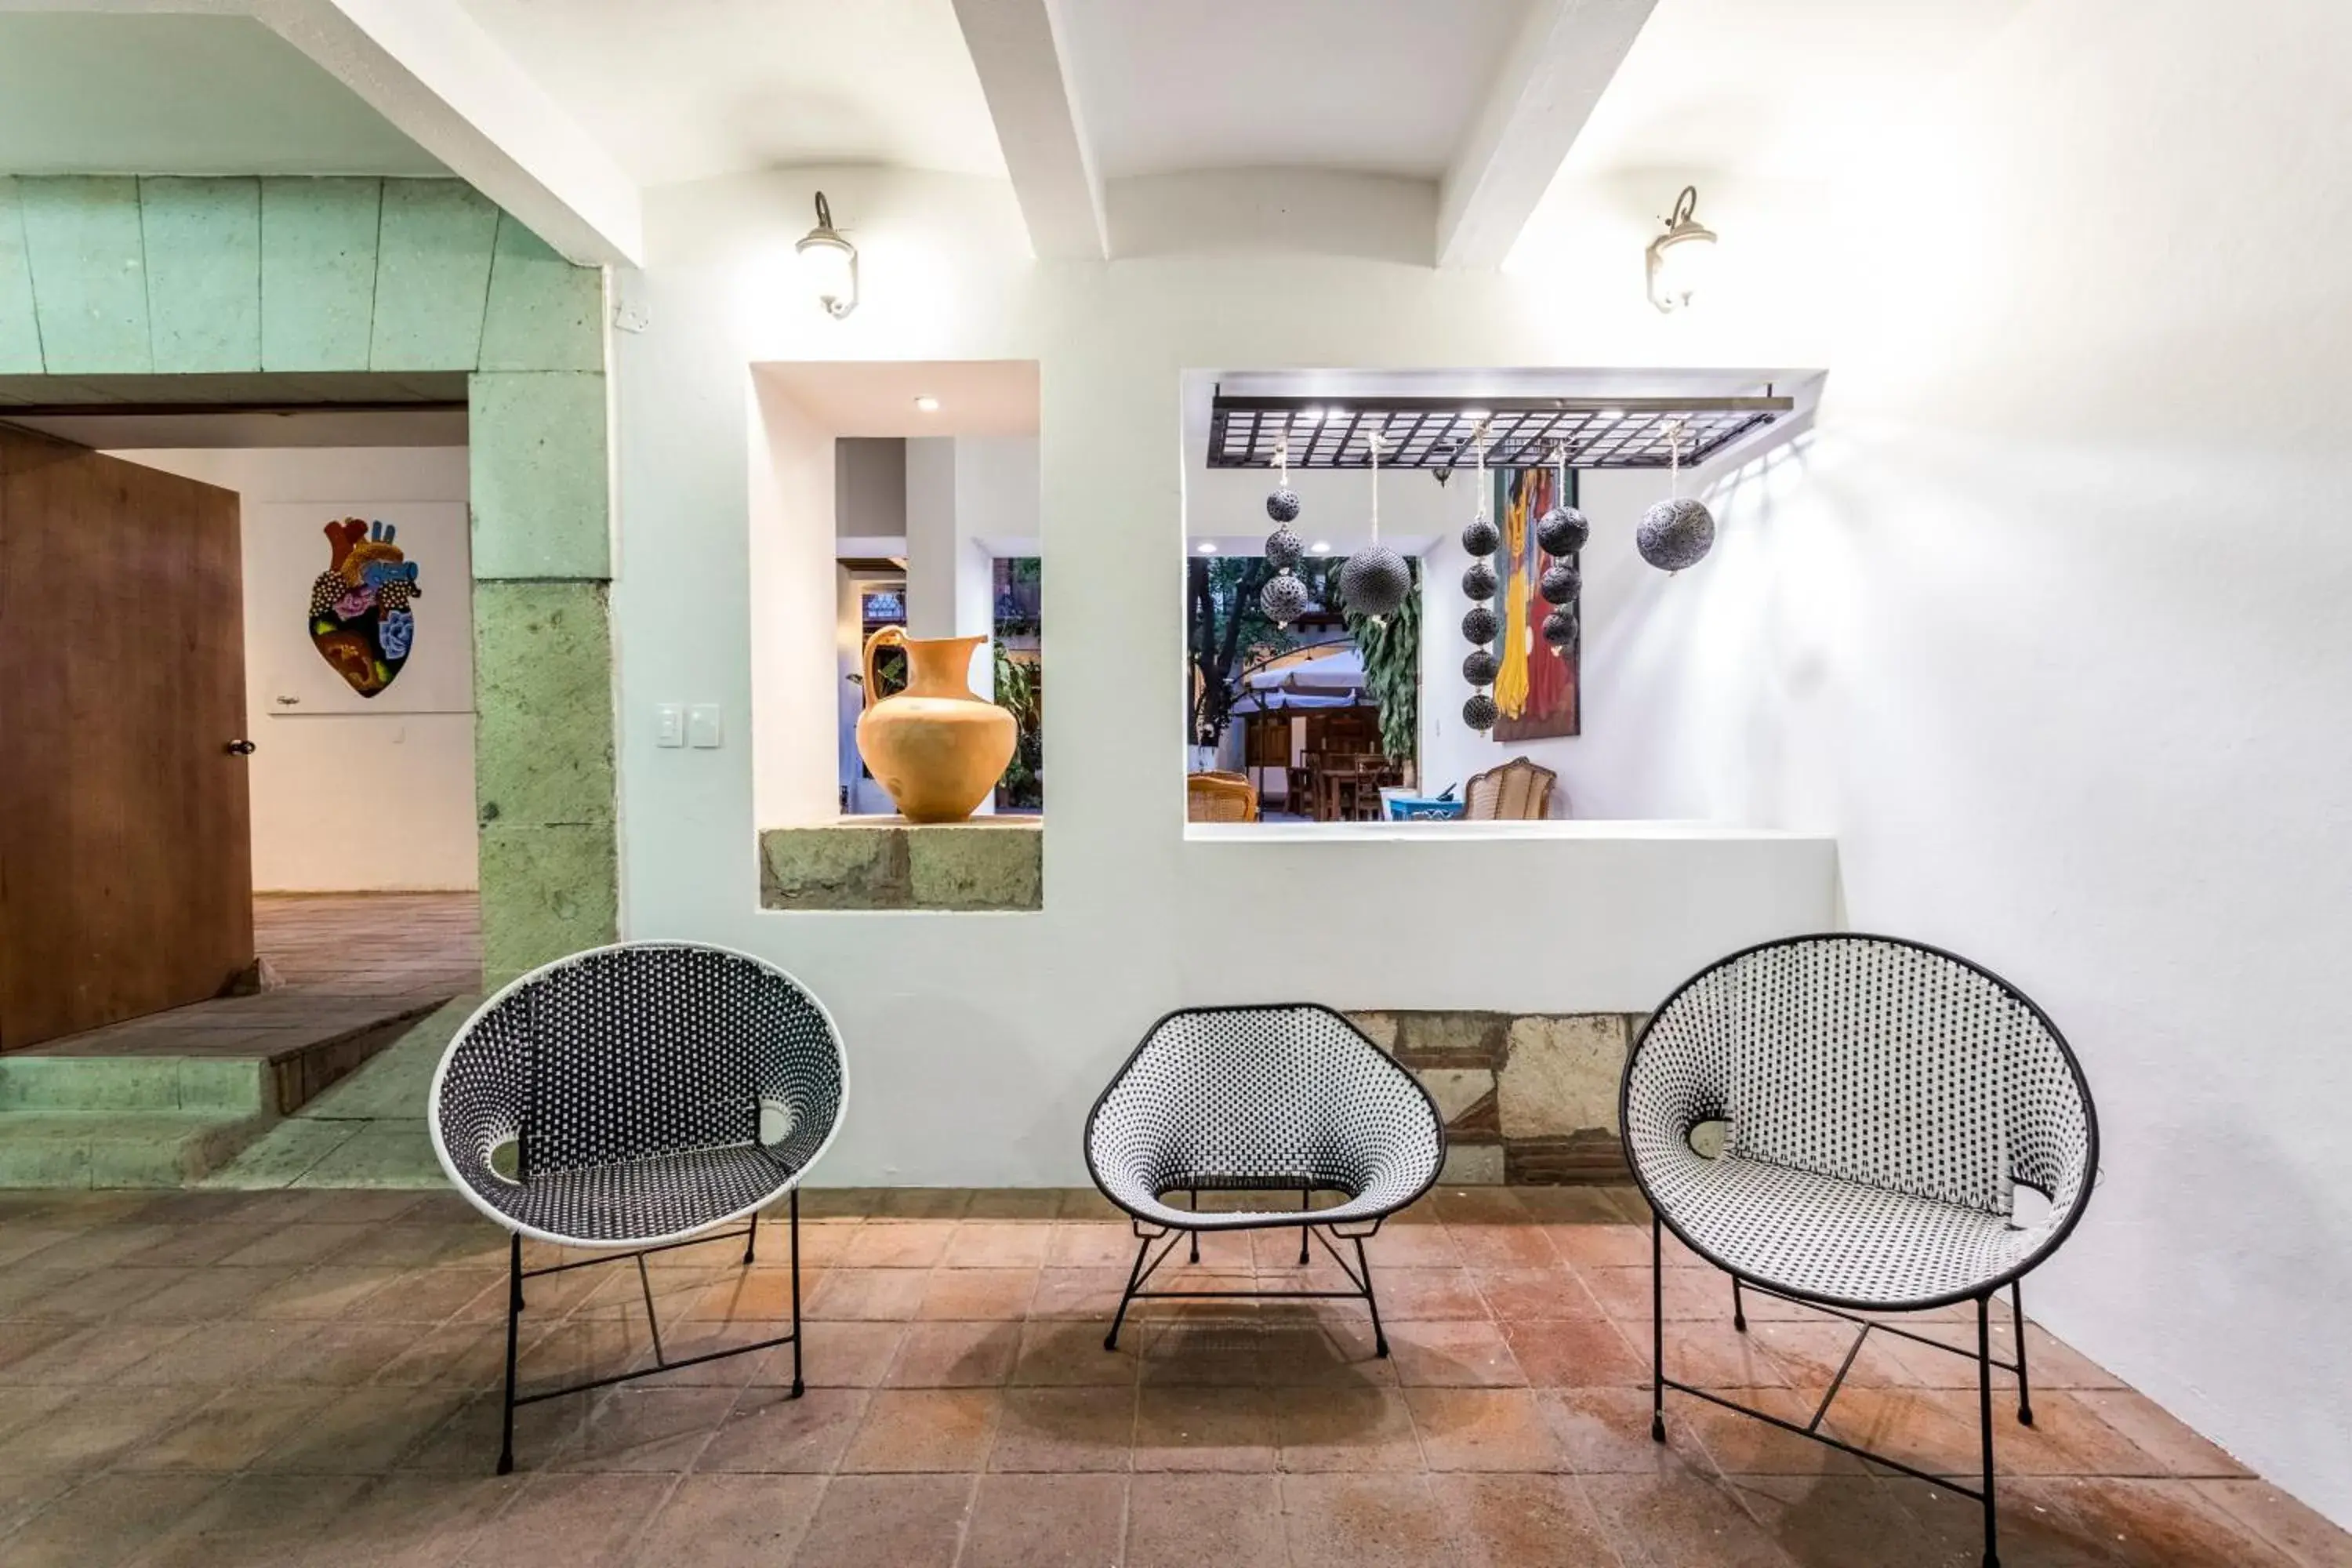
[1206,393,1793,471]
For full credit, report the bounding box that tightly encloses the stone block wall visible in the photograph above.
[1346,1010,1646,1185]
[0,175,615,989]
[761,820,1044,911]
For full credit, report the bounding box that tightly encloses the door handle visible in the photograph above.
[226,739,256,757]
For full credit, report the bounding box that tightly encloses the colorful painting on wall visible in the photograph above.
[1493,466,1581,741]
[307,517,420,698]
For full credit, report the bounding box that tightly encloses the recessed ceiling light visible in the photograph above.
[1598,407,1626,420]
[1302,407,1325,425]
[1196,541,1218,554]
[1309,540,1332,554]
[913,395,941,412]
[1461,408,1490,421]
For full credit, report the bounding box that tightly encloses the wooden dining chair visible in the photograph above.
[1465,756,1557,820]
[1187,772,1260,822]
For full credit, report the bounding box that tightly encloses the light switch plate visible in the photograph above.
[688,704,724,748]
[655,703,684,747]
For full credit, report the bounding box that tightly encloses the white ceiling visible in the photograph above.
[757,360,1040,437]
[454,0,1007,187]
[0,16,445,176]
[1060,0,1540,180]
[1559,0,2031,181]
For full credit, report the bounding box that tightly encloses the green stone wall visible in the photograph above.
[0,175,617,986]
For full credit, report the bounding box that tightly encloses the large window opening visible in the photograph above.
[1181,368,1815,829]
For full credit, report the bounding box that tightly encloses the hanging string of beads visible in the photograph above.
[1537,441,1588,654]
[1339,430,1411,622]
[1258,434,1310,627]
[1458,421,1501,734]
[1637,418,1716,573]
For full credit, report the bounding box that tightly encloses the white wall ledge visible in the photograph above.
[1185,820,1830,844]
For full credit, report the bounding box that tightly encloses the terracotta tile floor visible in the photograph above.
[1,1184,2345,1567]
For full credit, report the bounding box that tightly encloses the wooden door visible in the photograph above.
[0,426,253,1049]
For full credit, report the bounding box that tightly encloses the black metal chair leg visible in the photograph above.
[1353,1233,1388,1357]
[788,1187,804,1396]
[1105,1233,1152,1351]
[1978,1293,2000,1567]
[498,1232,521,1475]
[1299,1187,1312,1265]
[744,1214,757,1266]
[1732,1275,1747,1332]
[1188,1189,1200,1264]
[1650,1214,1667,1443]
[2011,1281,2032,1426]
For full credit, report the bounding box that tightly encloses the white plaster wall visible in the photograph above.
[1621,0,2350,1525]
[1419,462,1777,819]
[111,447,477,892]
[616,162,1839,1197]
[746,382,840,829]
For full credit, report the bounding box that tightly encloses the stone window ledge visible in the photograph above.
[760,818,1041,912]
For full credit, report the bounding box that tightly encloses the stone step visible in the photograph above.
[0,1110,274,1188]
[0,1055,270,1116]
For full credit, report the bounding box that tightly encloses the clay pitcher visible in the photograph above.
[857,629,1017,823]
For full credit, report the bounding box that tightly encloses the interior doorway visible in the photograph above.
[0,393,481,1054]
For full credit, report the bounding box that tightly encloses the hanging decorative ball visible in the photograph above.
[1259,569,1310,628]
[1540,560,1581,605]
[1461,604,1497,645]
[1266,487,1301,524]
[1537,505,1591,558]
[1542,606,1580,648]
[1463,692,1499,732]
[1462,648,1499,687]
[1461,560,1497,601]
[1460,515,1501,558]
[1265,524,1305,571]
[1339,543,1411,621]
[1638,497,1715,572]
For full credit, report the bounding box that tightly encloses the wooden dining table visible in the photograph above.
[1306,753,1400,822]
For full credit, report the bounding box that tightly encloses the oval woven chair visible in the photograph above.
[430,942,848,1472]
[1084,1004,1445,1354]
[1623,934,2096,1568]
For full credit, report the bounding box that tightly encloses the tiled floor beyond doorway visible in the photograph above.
[0,1184,2343,1567]
[252,893,482,999]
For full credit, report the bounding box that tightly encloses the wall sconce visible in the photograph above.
[797,191,858,319]
[1645,185,1717,314]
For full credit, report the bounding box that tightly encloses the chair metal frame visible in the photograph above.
[1083,1003,1447,1356]
[429,941,848,1474]
[1624,933,2099,1568]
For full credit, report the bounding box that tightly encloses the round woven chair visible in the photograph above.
[1623,933,2096,1568]
[1085,1003,1445,1354]
[430,942,848,1472]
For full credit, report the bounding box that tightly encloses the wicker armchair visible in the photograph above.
[1085,1004,1445,1354]
[1465,756,1555,819]
[1623,935,2096,1568]
[430,942,848,1472]
[1187,771,1259,822]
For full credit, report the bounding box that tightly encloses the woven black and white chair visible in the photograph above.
[430,942,848,1473]
[1084,1004,1445,1353]
[1624,934,2097,1568]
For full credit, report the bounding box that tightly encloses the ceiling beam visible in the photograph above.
[949,0,1107,260]
[1436,0,1657,270]
[256,0,641,265]
[0,0,643,266]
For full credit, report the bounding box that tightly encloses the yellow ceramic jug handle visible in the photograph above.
[862,626,906,711]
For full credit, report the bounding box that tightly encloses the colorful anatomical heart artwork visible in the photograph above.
[308,517,420,697]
